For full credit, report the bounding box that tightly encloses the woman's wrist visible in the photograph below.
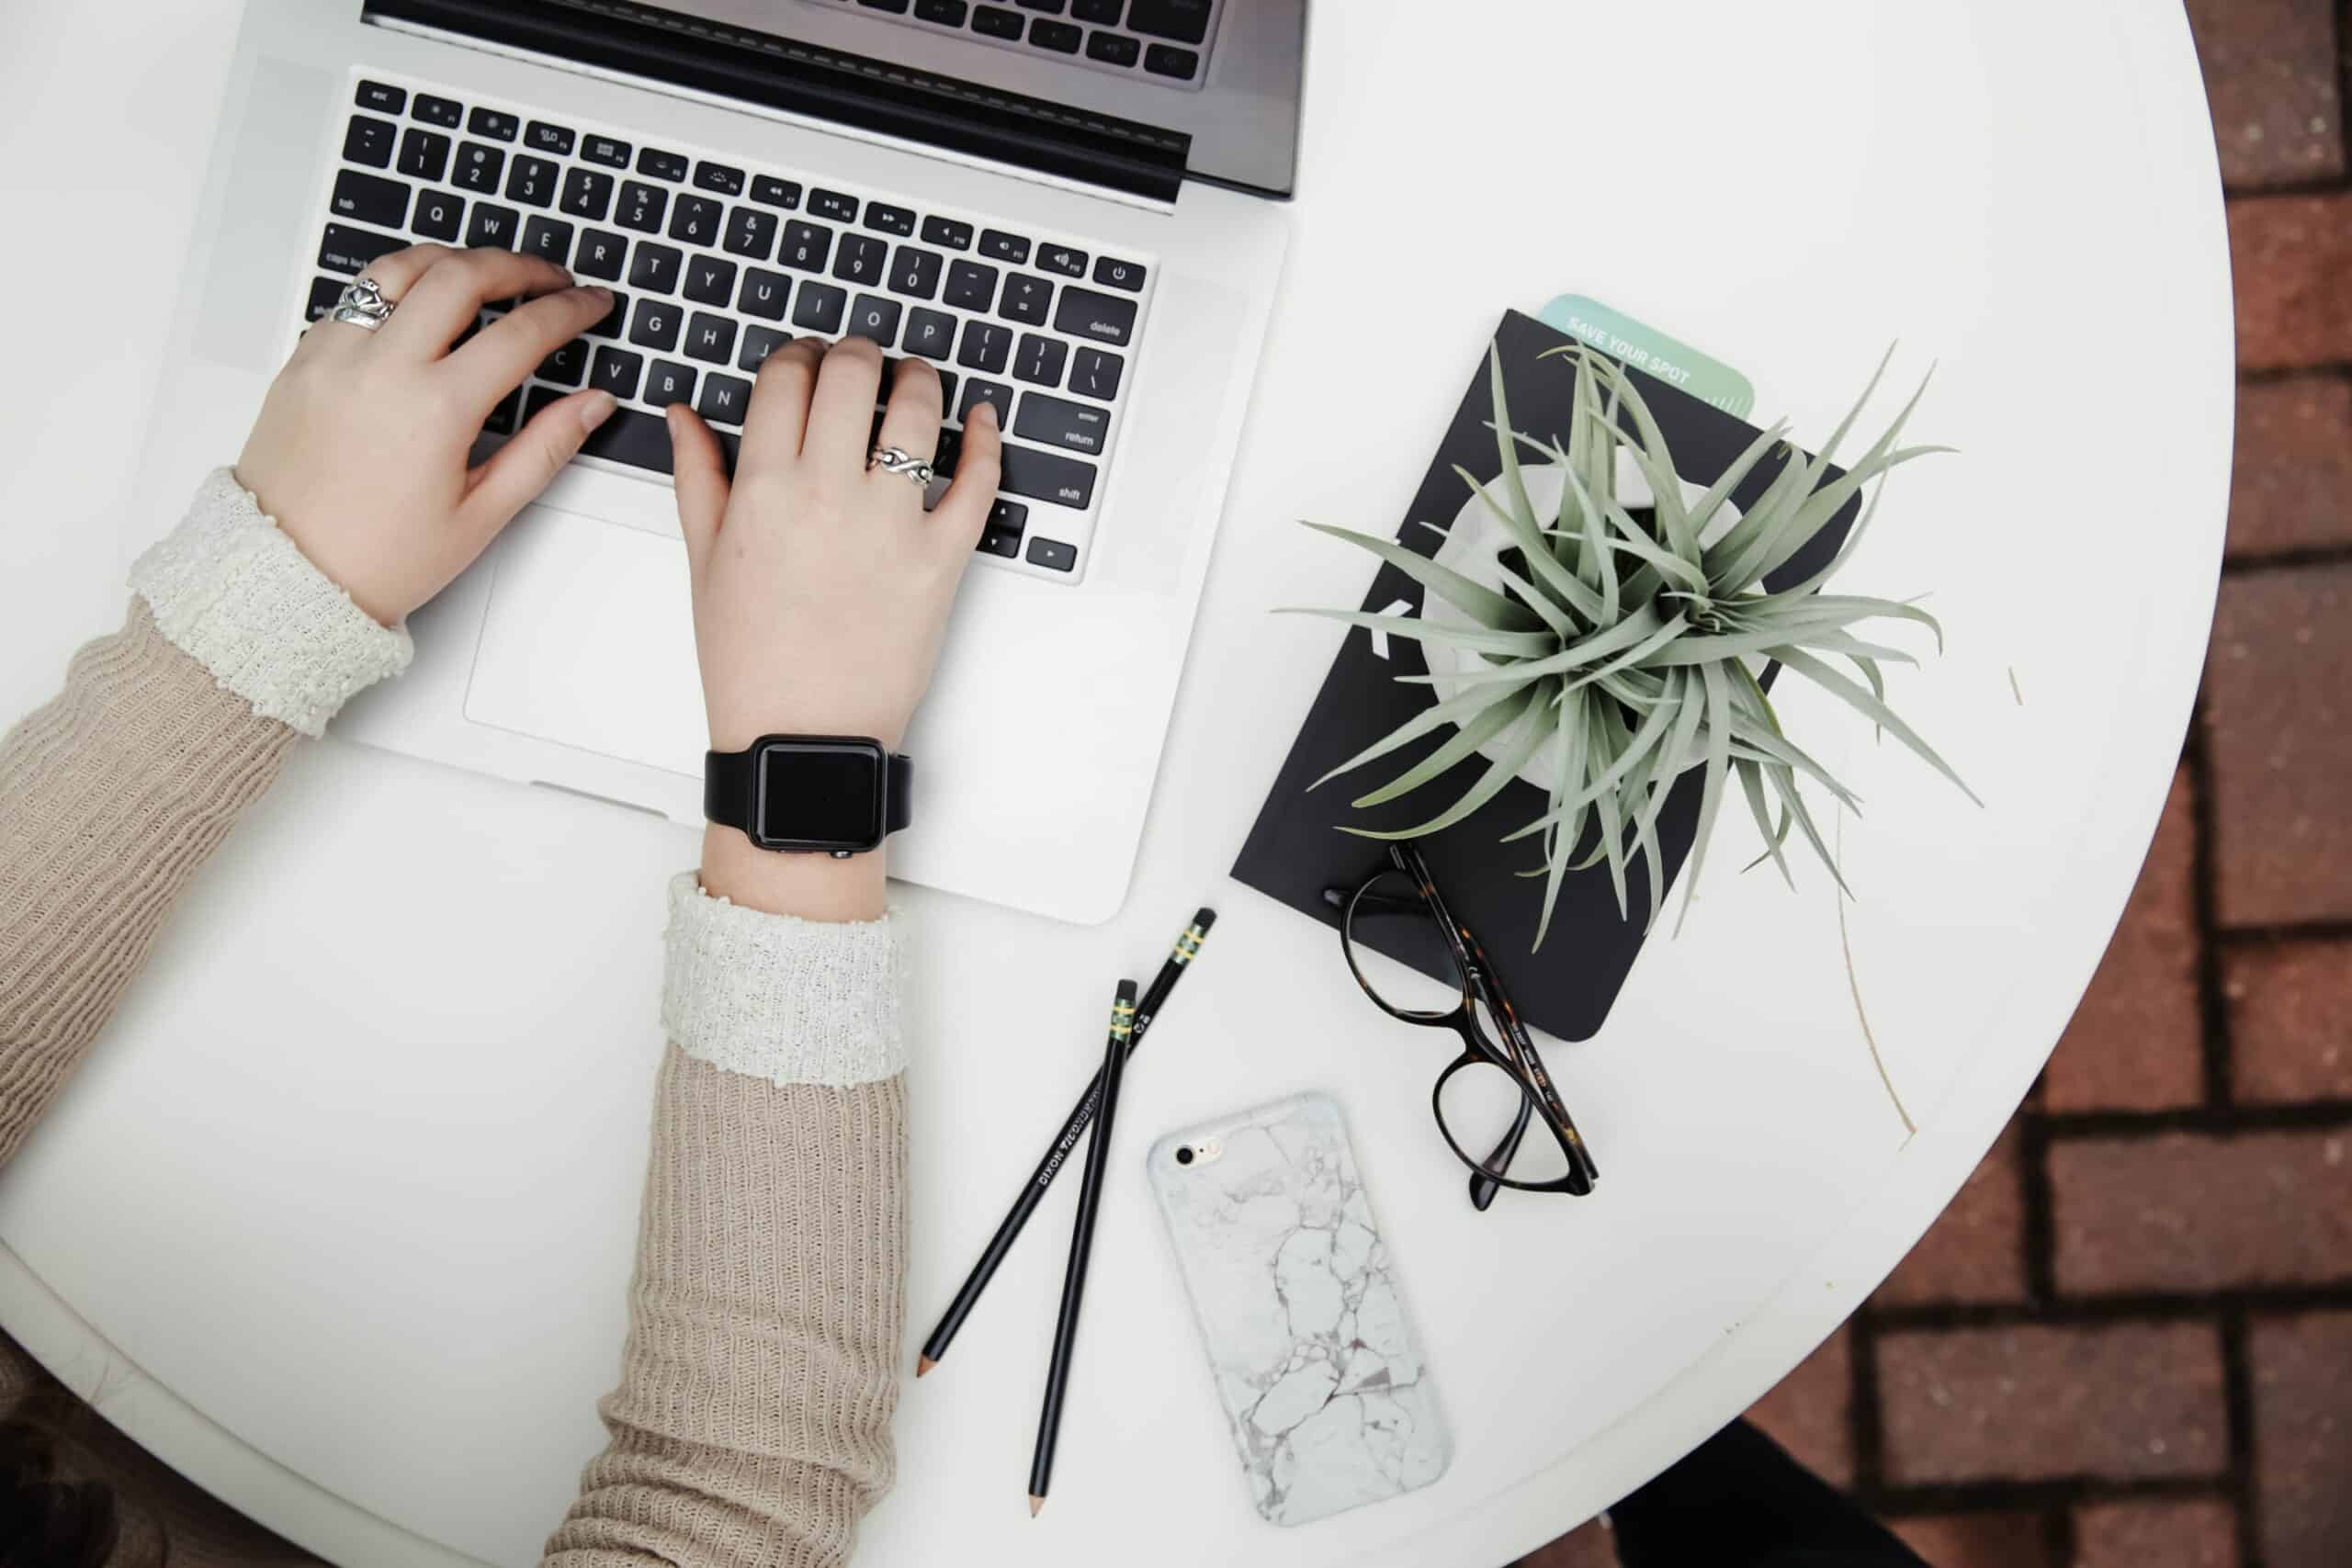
[699,824,888,922]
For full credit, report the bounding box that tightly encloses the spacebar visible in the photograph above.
[569,404,739,476]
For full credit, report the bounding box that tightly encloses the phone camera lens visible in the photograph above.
[1174,1145,1195,1166]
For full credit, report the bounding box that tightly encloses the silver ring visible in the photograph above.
[867,445,933,488]
[328,276,396,332]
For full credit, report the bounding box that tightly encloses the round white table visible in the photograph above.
[0,2,2232,1564]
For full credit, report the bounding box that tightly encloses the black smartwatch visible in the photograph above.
[704,735,911,856]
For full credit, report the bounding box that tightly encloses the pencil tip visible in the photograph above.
[1028,1495,1046,1517]
[915,1356,934,1378]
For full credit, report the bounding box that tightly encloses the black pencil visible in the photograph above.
[916,908,1216,1376]
[1027,980,1136,1516]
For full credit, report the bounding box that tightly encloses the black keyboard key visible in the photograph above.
[452,141,505,193]
[724,207,778,261]
[561,168,615,222]
[522,216,573,265]
[638,147,690,182]
[397,128,451,182]
[1086,31,1140,66]
[332,169,410,229]
[485,389,522,435]
[1000,273,1053,325]
[1036,243,1086,278]
[412,94,463,129]
[344,114,397,169]
[972,6,1023,39]
[644,359,697,407]
[1014,333,1069,387]
[305,275,344,322]
[684,254,739,306]
[1014,389,1109,454]
[526,120,576,156]
[863,0,911,12]
[581,133,631,168]
[616,180,668,233]
[629,243,684,294]
[845,294,902,347]
[592,347,645,399]
[669,195,723,246]
[956,320,1012,374]
[573,228,628,281]
[752,175,802,209]
[356,80,406,116]
[466,203,521,250]
[1091,255,1146,292]
[1128,0,1209,42]
[916,0,968,22]
[921,216,974,251]
[740,324,790,371]
[588,289,630,338]
[318,222,403,276]
[944,259,998,310]
[1002,445,1096,509]
[902,308,956,360]
[808,188,859,223]
[888,246,943,299]
[684,312,739,365]
[938,369,960,410]
[1053,285,1138,346]
[865,203,916,237]
[506,154,560,208]
[580,403,703,473]
[1017,0,1065,10]
[792,280,847,333]
[1144,42,1200,78]
[629,298,683,353]
[739,267,791,321]
[1069,346,1124,400]
[978,499,1027,557]
[469,107,521,141]
[957,378,1012,426]
[833,233,887,287]
[1073,0,1123,23]
[779,220,832,273]
[1029,17,1080,51]
[693,161,745,197]
[979,228,1031,265]
[1025,536,1078,572]
[413,189,466,243]
[698,373,754,425]
[537,337,590,387]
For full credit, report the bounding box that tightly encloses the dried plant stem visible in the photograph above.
[1836,807,1917,1138]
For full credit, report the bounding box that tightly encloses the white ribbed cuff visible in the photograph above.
[130,468,413,738]
[661,871,907,1088]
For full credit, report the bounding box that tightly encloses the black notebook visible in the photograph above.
[1232,310,1861,1042]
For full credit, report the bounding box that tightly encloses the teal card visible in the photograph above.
[1538,294,1757,419]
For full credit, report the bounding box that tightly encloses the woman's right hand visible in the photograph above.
[667,335,1001,919]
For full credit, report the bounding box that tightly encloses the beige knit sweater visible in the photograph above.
[0,471,908,1568]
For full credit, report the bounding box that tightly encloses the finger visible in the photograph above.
[379,247,575,359]
[873,356,945,468]
[667,403,731,577]
[802,336,887,478]
[932,397,1002,547]
[458,388,618,535]
[307,244,457,352]
[737,337,823,481]
[443,285,615,413]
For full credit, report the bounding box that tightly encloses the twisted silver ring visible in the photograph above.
[867,445,933,488]
[329,276,396,332]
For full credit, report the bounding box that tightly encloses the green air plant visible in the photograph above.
[1289,344,1976,947]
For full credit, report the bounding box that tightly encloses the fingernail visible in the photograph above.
[581,390,617,432]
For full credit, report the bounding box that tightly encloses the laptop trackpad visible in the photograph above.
[463,505,704,778]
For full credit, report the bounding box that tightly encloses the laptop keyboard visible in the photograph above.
[808,0,1220,89]
[304,72,1159,582]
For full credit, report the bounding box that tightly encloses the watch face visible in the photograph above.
[755,740,885,851]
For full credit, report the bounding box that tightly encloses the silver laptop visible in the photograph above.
[132,0,1301,923]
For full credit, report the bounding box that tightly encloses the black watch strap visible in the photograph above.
[704,740,911,847]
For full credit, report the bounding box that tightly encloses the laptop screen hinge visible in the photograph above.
[360,0,1191,204]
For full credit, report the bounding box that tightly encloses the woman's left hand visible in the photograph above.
[235,243,619,625]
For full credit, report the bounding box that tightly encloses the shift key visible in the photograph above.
[999,443,1097,510]
[1012,392,1110,456]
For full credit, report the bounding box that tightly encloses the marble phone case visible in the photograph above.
[1148,1092,1450,1526]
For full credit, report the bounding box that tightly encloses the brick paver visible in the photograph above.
[1874,1128,2027,1304]
[2228,378,2352,560]
[2225,937,2352,1101]
[2052,1127,2352,1294]
[1743,1327,1855,1488]
[2183,0,2344,188]
[2074,1498,2242,1568]
[1888,1512,2053,1568]
[2250,1313,2352,1567]
[2231,196,2352,370]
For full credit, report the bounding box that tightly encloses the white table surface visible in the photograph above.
[0,2,2232,1564]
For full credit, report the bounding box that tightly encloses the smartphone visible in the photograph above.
[1147,1091,1451,1526]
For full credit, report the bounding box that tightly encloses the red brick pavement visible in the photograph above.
[1515,6,2352,1565]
